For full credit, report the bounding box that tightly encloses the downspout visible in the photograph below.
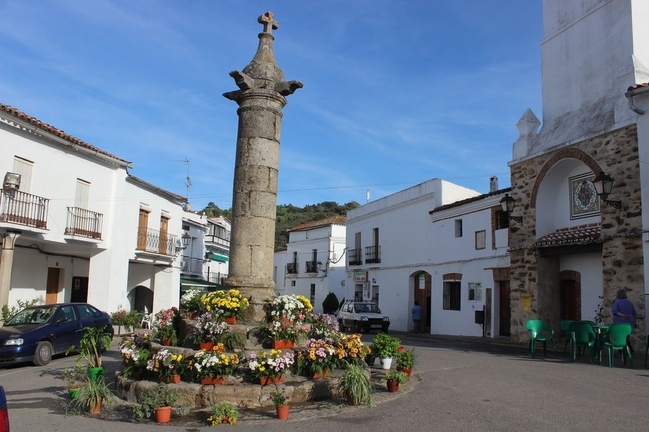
[626,86,649,115]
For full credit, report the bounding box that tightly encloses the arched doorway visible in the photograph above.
[129,285,153,313]
[413,272,431,333]
[560,270,581,321]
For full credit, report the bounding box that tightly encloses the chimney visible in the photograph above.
[489,176,498,193]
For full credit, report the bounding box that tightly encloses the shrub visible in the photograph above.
[322,292,340,315]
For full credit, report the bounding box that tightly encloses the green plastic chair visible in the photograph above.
[568,321,597,363]
[560,320,574,354]
[603,323,633,368]
[526,319,556,358]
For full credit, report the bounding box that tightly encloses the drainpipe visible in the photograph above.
[625,86,649,115]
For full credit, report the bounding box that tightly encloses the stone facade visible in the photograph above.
[508,125,644,347]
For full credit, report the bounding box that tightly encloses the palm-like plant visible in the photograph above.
[336,364,374,406]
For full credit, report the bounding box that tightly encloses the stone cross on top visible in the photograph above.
[258,11,279,34]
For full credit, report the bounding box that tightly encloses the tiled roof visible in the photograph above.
[288,215,346,232]
[430,187,512,213]
[0,103,130,166]
[627,82,649,92]
[533,223,601,248]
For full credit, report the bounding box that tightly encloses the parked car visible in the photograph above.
[337,299,390,333]
[0,385,8,432]
[0,303,114,366]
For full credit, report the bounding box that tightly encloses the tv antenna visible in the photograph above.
[174,158,191,203]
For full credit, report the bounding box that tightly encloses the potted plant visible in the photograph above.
[133,383,178,423]
[67,325,113,380]
[189,349,239,385]
[207,401,239,425]
[118,333,152,379]
[187,313,230,349]
[336,364,374,406]
[200,289,250,324]
[395,346,415,379]
[296,337,335,379]
[59,363,87,399]
[268,388,290,419]
[384,370,408,393]
[180,287,205,318]
[69,375,115,415]
[147,349,185,383]
[242,349,295,385]
[371,332,401,369]
[152,307,179,346]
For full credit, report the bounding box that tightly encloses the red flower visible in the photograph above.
[398,346,405,351]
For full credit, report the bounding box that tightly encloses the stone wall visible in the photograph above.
[508,125,644,347]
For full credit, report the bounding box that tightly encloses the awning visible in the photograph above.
[206,252,229,263]
[532,223,601,248]
[180,278,226,291]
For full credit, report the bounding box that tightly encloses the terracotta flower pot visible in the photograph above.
[201,376,225,385]
[225,316,237,325]
[155,406,172,423]
[276,404,289,420]
[312,370,329,380]
[272,340,295,349]
[199,341,215,350]
[161,374,181,384]
[161,338,172,346]
[398,367,412,380]
[259,376,285,386]
[91,397,102,415]
[386,379,399,393]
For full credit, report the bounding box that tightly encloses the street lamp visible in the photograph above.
[499,194,523,223]
[593,171,622,209]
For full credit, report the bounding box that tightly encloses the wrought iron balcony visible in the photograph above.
[348,248,362,266]
[64,206,103,239]
[181,256,204,275]
[136,228,178,256]
[305,260,318,273]
[286,262,298,274]
[0,189,48,229]
[205,233,230,248]
[365,245,381,264]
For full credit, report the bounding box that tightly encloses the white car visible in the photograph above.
[337,300,390,333]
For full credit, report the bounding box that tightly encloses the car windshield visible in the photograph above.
[4,306,57,325]
[354,303,381,313]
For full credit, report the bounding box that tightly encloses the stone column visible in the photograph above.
[0,232,19,309]
[223,12,302,319]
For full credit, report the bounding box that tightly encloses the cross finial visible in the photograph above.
[258,12,279,34]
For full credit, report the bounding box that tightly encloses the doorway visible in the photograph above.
[46,268,61,304]
[560,271,581,321]
[413,272,431,333]
[499,280,511,337]
[70,277,89,303]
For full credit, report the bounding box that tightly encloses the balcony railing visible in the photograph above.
[136,228,178,256]
[348,248,362,266]
[286,262,298,274]
[65,206,103,239]
[205,233,230,248]
[305,260,318,273]
[181,256,204,275]
[365,245,381,264]
[0,189,48,229]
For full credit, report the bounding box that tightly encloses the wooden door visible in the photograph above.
[499,280,511,336]
[414,272,431,332]
[46,268,60,304]
[137,209,149,250]
[159,216,169,254]
[560,279,581,321]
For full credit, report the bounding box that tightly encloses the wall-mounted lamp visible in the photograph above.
[499,194,523,223]
[372,278,376,284]
[177,232,192,251]
[593,171,622,209]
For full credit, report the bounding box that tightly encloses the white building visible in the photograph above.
[0,104,187,315]
[274,216,347,313]
[344,179,480,332]
[205,216,231,286]
[428,187,511,338]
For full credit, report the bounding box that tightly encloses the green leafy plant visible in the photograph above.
[336,364,374,406]
[133,384,179,419]
[207,401,239,425]
[268,388,290,406]
[1,298,38,323]
[396,347,415,369]
[68,376,116,414]
[385,370,408,384]
[371,332,401,358]
[67,325,113,368]
[221,330,247,351]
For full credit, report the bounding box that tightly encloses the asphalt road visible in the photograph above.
[2,332,649,432]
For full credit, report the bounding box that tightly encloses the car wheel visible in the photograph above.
[33,341,53,366]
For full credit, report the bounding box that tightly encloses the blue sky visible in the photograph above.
[0,0,543,210]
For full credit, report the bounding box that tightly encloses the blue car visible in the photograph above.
[0,303,113,366]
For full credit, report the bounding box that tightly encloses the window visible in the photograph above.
[310,284,316,304]
[13,156,33,192]
[75,179,90,209]
[495,210,509,229]
[290,280,296,287]
[475,230,486,250]
[455,220,463,238]
[468,283,482,301]
[354,284,363,302]
[443,281,461,310]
